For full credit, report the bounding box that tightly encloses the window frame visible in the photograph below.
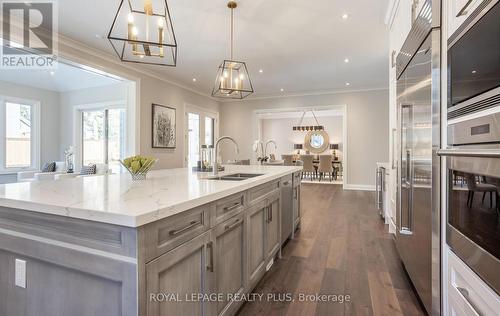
[74,101,127,171]
[0,95,41,174]
[183,103,219,167]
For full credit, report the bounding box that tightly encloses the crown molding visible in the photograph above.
[221,86,389,102]
[384,0,400,28]
[55,33,216,101]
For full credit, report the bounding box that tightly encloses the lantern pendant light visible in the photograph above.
[108,0,178,66]
[212,1,254,99]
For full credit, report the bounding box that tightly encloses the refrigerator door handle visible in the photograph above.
[400,148,413,235]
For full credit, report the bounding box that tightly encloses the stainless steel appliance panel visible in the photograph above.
[397,33,434,314]
[448,1,500,109]
[439,113,500,295]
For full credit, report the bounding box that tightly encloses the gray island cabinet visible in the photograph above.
[0,167,301,316]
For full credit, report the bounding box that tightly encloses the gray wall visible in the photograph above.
[219,89,389,188]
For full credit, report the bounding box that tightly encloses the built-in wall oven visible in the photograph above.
[442,0,500,296]
[439,113,500,296]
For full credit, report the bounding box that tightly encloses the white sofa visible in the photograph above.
[54,164,112,180]
[17,162,66,182]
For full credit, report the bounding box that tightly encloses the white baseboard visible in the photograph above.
[388,217,397,235]
[343,184,376,191]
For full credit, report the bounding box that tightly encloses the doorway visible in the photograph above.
[184,104,219,168]
[255,105,347,187]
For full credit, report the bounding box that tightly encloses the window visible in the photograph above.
[0,97,39,172]
[205,117,215,147]
[187,113,200,168]
[184,106,218,168]
[81,107,125,173]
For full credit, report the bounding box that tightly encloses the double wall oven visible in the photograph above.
[440,0,500,296]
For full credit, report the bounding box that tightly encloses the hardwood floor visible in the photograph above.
[237,184,426,316]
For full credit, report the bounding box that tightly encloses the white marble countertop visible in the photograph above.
[0,165,302,227]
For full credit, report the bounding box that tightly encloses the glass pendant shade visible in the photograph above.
[212,60,254,99]
[108,0,177,66]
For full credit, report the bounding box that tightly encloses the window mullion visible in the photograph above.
[104,109,109,165]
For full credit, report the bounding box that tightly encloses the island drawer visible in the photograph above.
[247,180,280,205]
[139,205,211,262]
[214,192,245,225]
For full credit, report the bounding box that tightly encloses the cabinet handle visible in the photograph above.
[266,206,273,223]
[283,181,290,186]
[456,0,474,17]
[206,241,214,272]
[224,202,241,212]
[224,218,241,231]
[456,287,480,314]
[169,220,200,236]
[224,196,243,212]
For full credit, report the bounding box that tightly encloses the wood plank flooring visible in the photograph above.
[237,184,426,316]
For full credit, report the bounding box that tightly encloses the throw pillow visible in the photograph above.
[41,162,56,173]
[80,164,97,175]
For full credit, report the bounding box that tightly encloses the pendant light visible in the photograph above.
[108,0,177,66]
[212,1,254,99]
[292,110,324,131]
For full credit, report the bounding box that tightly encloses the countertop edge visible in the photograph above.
[0,166,302,228]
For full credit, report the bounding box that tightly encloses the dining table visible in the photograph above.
[292,156,343,180]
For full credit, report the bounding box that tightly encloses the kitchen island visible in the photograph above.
[0,165,302,316]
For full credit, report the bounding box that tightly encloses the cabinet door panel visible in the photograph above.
[293,186,301,231]
[146,231,213,316]
[247,201,267,287]
[266,194,281,259]
[215,213,246,316]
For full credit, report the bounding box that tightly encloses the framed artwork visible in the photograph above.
[152,104,176,148]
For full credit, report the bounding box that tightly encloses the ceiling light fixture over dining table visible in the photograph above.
[292,110,324,131]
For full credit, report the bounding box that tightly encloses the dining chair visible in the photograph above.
[281,154,294,166]
[318,155,333,181]
[299,154,315,180]
[466,173,497,208]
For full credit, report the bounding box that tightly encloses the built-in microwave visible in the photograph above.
[447,0,500,119]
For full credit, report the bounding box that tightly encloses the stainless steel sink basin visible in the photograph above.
[207,173,264,181]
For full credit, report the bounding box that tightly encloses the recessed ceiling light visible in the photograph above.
[471,70,477,74]
[344,58,350,63]
[345,82,350,86]
[342,13,349,20]
[50,71,55,76]
[192,78,197,82]
[280,88,284,92]
[259,69,263,74]
[95,34,103,39]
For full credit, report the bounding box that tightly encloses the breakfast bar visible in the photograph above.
[0,165,302,316]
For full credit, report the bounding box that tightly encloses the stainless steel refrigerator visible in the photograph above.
[396,0,441,314]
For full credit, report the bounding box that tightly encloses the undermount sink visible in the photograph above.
[208,173,264,181]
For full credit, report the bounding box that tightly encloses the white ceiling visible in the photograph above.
[56,0,390,98]
[0,62,123,92]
